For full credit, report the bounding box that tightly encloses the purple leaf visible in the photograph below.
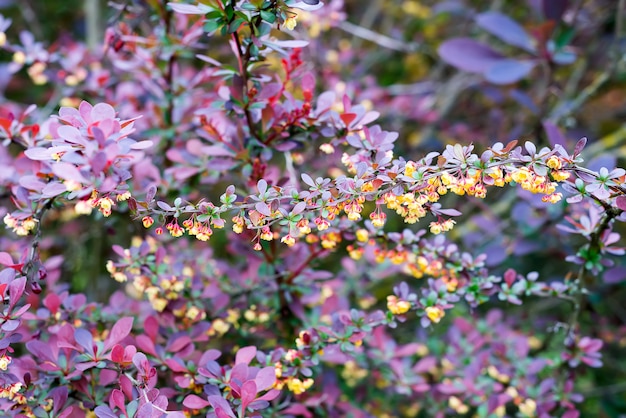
[291,202,306,215]
[0,252,13,266]
[208,396,236,418]
[57,125,87,145]
[615,196,626,211]
[476,12,535,52]
[18,176,46,191]
[91,103,116,121]
[156,201,173,211]
[167,2,212,14]
[573,137,587,157]
[42,182,69,198]
[94,406,117,418]
[267,39,309,49]
[255,202,271,217]
[51,162,89,184]
[438,38,504,73]
[8,277,26,309]
[255,366,277,392]
[301,173,315,187]
[24,147,58,161]
[542,120,567,147]
[130,140,153,150]
[235,346,257,365]
[290,1,324,11]
[75,328,95,355]
[183,394,210,409]
[438,208,462,216]
[484,59,535,84]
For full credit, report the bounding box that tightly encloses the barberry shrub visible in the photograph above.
[0,0,625,417]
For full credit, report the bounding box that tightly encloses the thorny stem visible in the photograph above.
[567,206,622,337]
[23,197,56,283]
[230,0,261,144]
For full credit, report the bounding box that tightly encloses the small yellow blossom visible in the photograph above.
[518,399,537,416]
[286,377,313,395]
[281,234,296,247]
[116,191,131,201]
[552,170,570,182]
[283,16,297,31]
[425,306,445,323]
[355,229,369,242]
[387,295,411,315]
[0,355,11,371]
[546,156,562,170]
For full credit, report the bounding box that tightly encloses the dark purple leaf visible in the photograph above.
[542,0,568,21]
[573,137,587,156]
[476,12,535,52]
[615,196,626,211]
[542,120,567,146]
[438,38,504,73]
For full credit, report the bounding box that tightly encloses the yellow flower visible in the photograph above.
[284,16,297,31]
[387,295,411,315]
[319,143,335,154]
[546,156,562,170]
[0,355,11,371]
[425,306,445,323]
[552,170,570,182]
[355,229,369,242]
[281,234,296,246]
[429,222,442,235]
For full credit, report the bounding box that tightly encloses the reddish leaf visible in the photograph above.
[340,113,356,127]
[240,380,257,410]
[167,335,192,353]
[111,344,125,363]
[110,389,126,413]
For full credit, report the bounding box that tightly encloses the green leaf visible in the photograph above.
[228,18,246,33]
[241,3,258,10]
[260,10,276,23]
[204,19,222,33]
